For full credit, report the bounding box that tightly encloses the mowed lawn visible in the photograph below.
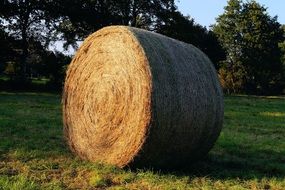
[0,92,284,190]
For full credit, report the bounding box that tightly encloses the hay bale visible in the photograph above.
[63,26,224,168]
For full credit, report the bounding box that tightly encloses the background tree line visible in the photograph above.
[0,0,284,94]
[213,0,285,95]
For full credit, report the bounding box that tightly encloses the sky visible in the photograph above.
[176,0,285,28]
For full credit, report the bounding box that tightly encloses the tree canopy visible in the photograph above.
[45,0,176,46]
[0,0,284,94]
[213,0,284,94]
[156,11,225,68]
[0,0,57,81]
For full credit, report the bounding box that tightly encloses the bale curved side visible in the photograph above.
[129,27,224,168]
[63,26,224,168]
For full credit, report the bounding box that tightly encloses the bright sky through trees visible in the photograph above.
[52,0,285,54]
[176,0,285,27]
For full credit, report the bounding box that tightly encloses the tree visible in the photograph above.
[212,0,246,93]
[280,25,285,69]
[45,0,176,46]
[42,51,71,89]
[213,0,284,94]
[0,27,20,76]
[1,0,56,81]
[156,11,225,68]
[281,25,285,92]
[0,28,11,73]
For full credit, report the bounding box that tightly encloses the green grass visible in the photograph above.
[0,92,284,189]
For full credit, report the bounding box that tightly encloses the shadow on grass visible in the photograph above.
[0,92,284,181]
[131,95,285,180]
[0,78,62,93]
[186,151,285,179]
[129,147,285,181]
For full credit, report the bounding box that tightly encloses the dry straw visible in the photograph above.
[63,26,224,168]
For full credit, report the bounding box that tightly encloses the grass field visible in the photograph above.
[0,92,284,190]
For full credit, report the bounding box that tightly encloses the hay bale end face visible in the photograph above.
[63,26,224,168]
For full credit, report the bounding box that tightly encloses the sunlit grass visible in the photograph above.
[260,111,285,117]
[0,92,284,189]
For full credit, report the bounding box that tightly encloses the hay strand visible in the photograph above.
[63,26,224,168]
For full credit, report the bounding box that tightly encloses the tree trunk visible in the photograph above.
[131,0,138,27]
[19,29,29,81]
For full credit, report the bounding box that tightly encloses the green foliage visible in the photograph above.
[0,0,181,85]
[280,25,285,76]
[46,0,225,68]
[0,18,70,90]
[2,0,284,95]
[219,60,247,94]
[0,28,18,73]
[4,62,16,76]
[213,0,285,95]
[0,92,284,189]
[45,0,176,46]
[0,0,58,80]
[43,52,71,89]
[156,11,225,68]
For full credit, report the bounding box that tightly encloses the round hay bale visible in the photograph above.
[63,26,224,168]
